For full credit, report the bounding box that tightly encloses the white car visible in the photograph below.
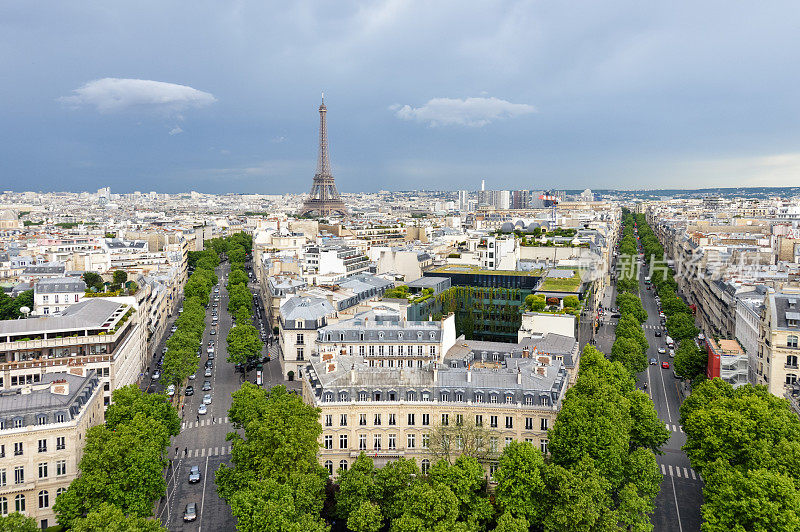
[166,384,175,396]
[198,404,208,415]
[202,394,212,405]
[658,347,666,354]
[171,326,178,333]
[669,349,675,358]
[188,373,196,380]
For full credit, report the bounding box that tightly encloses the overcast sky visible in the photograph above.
[2,1,800,193]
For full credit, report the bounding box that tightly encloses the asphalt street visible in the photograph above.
[139,261,290,531]
[635,261,704,531]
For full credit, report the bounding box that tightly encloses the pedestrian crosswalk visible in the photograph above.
[660,463,701,482]
[181,416,229,430]
[644,324,664,330]
[185,445,234,458]
[666,423,684,433]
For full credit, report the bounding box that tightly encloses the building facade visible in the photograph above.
[758,288,800,396]
[0,370,104,528]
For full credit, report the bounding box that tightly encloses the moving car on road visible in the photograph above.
[198,404,207,415]
[203,394,212,405]
[202,380,212,391]
[661,361,670,369]
[188,466,201,483]
[650,358,657,365]
[658,347,666,354]
[184,503,197,522]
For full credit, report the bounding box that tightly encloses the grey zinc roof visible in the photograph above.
[35,277,87,294]
[0,371,100,429]
[23,264,65,275]
[774,293,800,330]
[305,354,567,404]
[0,298,125,336]
[280,296,335,322]
[317,310,442,344]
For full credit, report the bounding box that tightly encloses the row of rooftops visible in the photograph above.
[0,371,100,431]
[305,352,568,408]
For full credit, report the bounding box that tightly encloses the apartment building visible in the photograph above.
[315,309,457,369]
[303,244,370,284]
[0,298,146,406]
[32,277,85,316]
[278,297,336,380]
[0,370,104,529]
[303,343,568,477]
[758,288,800,397]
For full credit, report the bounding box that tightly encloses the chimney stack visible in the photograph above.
[350,364,356,384]
[517,367,522,385]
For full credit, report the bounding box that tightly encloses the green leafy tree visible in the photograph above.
[216,385,324,501]
[70,502,168,531]
[229,473,329,532]
[54,414,168,528]
[335,454,381,520]
[615,314,649,353]
[524,294,546,312]
[428,456,493,530]
[228,268,248,288]
[562,295,580,309]
[494,441,547,524]
[540,458,617,532]
[113,270,128,286]
[105,384,180,437]
[673,340,707,382]
[228,283,253,315]
[83,271,105,292]
[666,312,699,341]
[0,513,38,532]
[701,461,800,532]
[616,292,647,323]
[493,512,529,532]
[375,458,423,522]
[348,501,383,532]
[226,324,263,365]
[389,482,463,532]
[610,337,647,375]
[0,290,34,319]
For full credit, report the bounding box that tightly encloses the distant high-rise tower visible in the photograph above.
[300,95,347,217]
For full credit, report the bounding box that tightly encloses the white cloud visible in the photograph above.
[168,126,183,135]
[392,96,536,127]
[60,78,217,113]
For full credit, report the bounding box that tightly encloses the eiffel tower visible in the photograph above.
[300,94,347,217]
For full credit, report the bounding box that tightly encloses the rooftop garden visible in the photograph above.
[382,285,435,304]
[538,269,584,293]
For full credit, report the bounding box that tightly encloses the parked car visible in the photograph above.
[152,370,160,380]
[188,466,201,483]
[204,367,213,377]
[166,384,175,397]
[188,372,196,380]
[198,404,208,415]
[669,349,675,358]
[202,380,212,391]
[205,360,213,369]
[185,385,194,396]
[649,358,657,365]
[171,326,178,333]
[210,329,216,335]
[203,394,212,405]
[661,361,670,369]
[184,503,197,522]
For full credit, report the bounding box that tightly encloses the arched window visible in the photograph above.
[788,335,799,349]
[324,460,333,476]
[421,459,430,474]
[339,460,348,472]
[38,490,49,509]
[788,354,799,368]
[323,392,333,403]
[14,494,25,513]
[56,487,66,500]
[0,497,7,516]
[406,390,416,401]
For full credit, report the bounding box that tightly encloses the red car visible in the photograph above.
[661,361,670,369]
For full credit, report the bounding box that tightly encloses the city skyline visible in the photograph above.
[3,1,800,193]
